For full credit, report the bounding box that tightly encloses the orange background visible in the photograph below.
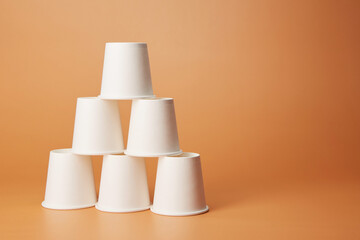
[1,0,360,239]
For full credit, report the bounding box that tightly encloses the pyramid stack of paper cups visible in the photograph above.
[42,43,209,216]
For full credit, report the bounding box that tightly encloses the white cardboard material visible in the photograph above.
[42,149,97,210]
[96,154,150,213]
[72,97,124,155]
[99,43,154,99]
[125,98,182,157]
[151,153,208,216]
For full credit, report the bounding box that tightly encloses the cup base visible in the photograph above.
[95,204,150,213]
[150,205,209,217]
[98,94,155,100]
[71,149,124,156]
[124,150,183,157]
[41,201,96,210]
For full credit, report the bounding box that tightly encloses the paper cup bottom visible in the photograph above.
[41,201,96,210]
[124,150,183,157]
[95,204,150,213]
[150,205,209,217]
[98,94,155,100]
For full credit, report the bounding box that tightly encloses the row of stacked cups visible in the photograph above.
[42,42,209,216]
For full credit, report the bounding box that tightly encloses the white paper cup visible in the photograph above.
[96,154,150,212]
[151,152,208,216]
[125,98,182,157]
[99,42,154,99]
[72,97,124,155]
[42,149,97,210]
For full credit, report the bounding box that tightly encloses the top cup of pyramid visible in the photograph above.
[99,42,155,100]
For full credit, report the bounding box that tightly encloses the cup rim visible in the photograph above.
[72,149,125,155]
[103,153,143,159]
[150,205,209,216]
[95,204,150,213]
[161,152,200,159]
[105,152,126,156]
[133,97,173,102]
[124,150,182,157]
[42,201,96,210]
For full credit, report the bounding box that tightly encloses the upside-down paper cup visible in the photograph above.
[42,149,97,210]
[151,152,208,216]
[99,42,154,99]
[125,98,182,157]
[96,154,150,212]
[72,97,124,155]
